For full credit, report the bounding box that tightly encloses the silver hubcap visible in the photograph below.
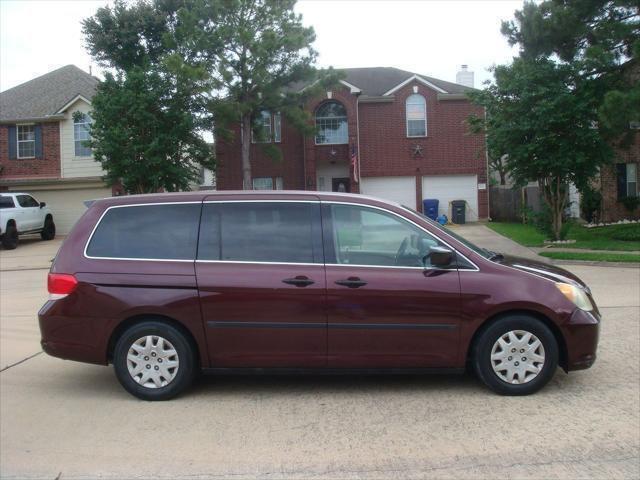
[127,335,179,389]
[491,330,545,384]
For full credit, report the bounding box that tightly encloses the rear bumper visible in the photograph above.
[564,308,600,371]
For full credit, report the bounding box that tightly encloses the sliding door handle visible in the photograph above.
[335,278,367,288]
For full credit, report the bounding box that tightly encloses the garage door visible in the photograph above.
[28,187,112,234]
[422,175,478,222]
[360,176,417,208]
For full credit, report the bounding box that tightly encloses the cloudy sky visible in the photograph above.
[0,0,523,92]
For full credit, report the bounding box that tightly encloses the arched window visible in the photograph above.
[315,101,348,144]
[406,94,426,137]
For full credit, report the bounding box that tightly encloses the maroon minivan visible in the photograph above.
[39,191,600,400]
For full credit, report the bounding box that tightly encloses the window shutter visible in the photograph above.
[616,163,627,200]
[8,125,17,159]
[34,125,43,158]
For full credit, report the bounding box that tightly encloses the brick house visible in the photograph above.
[216,67,488,220]
[0,65,112,233]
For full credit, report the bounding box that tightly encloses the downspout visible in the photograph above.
[484,106,490,221]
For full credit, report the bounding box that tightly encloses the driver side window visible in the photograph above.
[329,204,444,267]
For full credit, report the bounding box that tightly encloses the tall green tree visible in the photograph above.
[469,58,612,239]
[501,0,640,142]
[82,0,213,194]
[169,0,339,189]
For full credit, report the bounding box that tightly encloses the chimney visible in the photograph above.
[456,65,474,88]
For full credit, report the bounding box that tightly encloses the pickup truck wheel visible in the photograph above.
[40,216,56,240]
[1,224,18,250]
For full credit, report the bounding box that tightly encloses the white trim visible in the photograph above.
[56,94,92,114]
[383,74,448,96]
[339,80,361,94]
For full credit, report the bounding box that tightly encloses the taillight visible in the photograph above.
[48,273,78,299]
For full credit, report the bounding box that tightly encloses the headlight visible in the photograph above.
[556,283,593,311]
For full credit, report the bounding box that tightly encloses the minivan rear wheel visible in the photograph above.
[473,315,558,395]
[113,321,195,400]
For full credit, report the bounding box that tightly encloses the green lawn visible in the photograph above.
[539,251,640,263]
[488,222,640,252]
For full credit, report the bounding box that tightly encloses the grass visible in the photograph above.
[539,251,640,263]
[488,222,640,252]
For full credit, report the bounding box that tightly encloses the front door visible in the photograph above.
[196,200,327,367]
[332,177,350,193]
[322,203,462,368]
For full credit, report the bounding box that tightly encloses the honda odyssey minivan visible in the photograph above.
[39,191,600,400]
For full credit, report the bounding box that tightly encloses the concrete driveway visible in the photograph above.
[1,229,638,479]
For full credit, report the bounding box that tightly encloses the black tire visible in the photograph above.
[40,216,55,240]
[473,315,559,395]
[113,321,196,401]
[1,224,18,250]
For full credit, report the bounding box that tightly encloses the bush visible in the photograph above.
[580,186,601,223]
[621,196,640,212]
[611,228,640,242]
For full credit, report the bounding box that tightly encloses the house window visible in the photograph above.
[627,163,638,197]
[251,111,281,143]
[274,113,282,143]
[617,163,639,199]
[74,113,92,157]
[315,101,348,145]
[406,94,426,137]
[17,125,36,159]
[252,176,283,190]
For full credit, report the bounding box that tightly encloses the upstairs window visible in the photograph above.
[74,113,92,157]
[252,111,281,143]
[315,101,348,144]
[17,125,36,159]
[617,163,639,199]
[406,94,426,137]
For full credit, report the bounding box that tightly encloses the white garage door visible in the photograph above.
[29,187,112,234]
[360,176,417,208]
[422,175,478,222]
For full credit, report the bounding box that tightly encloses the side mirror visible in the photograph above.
[39,202,46,208]
[424,246,454,268]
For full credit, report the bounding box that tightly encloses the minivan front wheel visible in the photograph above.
[473,315,558,395]
[113,321,195,400]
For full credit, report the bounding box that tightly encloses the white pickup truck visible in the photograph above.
[0,193,56,249]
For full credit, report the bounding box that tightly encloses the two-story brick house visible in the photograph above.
[0,65,113,233]
[216,67,488,220]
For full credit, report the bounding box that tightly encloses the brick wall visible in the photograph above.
[600,134,640,222]
[215,81,487,217]
[0,123,61,179]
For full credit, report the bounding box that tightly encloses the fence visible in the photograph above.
[490,185,541,222]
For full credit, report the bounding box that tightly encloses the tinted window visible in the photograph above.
[17,195,39,208]
[199,202,319,263]
[328,204,445,268]
[0,196,15,209]
[86,203,201,260]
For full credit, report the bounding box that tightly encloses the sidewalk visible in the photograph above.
[448,223,550,262]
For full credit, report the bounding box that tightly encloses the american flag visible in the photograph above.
[350,144,359,183]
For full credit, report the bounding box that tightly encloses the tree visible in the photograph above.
[501,0,640,142]
[89,68,212,194]
[169,0,340,189]
[469,58,612,239]
[82,0,214,194]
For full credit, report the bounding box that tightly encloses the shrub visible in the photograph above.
[611,228,640,242]
[621,196,640,212]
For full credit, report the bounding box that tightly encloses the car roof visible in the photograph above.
[91,190,405,210]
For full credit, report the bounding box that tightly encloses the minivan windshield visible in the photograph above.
[401,206,498,260]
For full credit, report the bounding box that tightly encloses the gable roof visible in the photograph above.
[338,67,473,96]
[0,65,99,123]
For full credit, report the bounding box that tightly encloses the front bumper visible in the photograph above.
[564,308,600,371]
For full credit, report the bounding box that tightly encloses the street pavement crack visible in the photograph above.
[0,350,43,372]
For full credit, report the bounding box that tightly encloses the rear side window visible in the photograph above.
[0,197,15,209]
[199,202,321,263]
[86,203,201,260]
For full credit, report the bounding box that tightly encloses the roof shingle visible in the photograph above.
[0,65,99,122]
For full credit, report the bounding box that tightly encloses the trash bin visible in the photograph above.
[451,200,466,224]
[422,199,439,220]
